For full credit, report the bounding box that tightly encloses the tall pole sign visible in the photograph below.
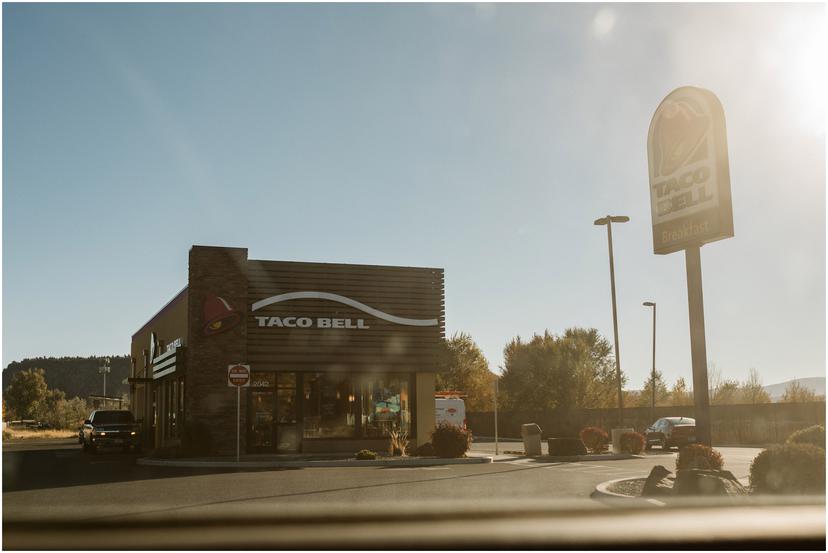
[647,86,734,446]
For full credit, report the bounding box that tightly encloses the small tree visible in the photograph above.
[781,380,818,403]
[4,368,48,420]
[669,377,693,406]
[712,379,742,405]
[637,370,670,407]
[740,368,771,404]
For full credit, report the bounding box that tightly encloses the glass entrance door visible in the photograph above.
[249,389,274,450]
[275,372,300,452]
[247,372,299,453]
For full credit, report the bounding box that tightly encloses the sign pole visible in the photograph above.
[228,364,251,463]
[686,245,712,446]
[494,377,499,456]
[236,385,241,462]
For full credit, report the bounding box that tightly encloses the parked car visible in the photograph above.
[81,410,141,454]
[645,417,696,450]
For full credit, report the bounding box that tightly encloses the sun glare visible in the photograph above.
[775,13,826,136]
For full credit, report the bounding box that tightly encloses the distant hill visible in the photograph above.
[764,377,826,401]
[3,356,130,399]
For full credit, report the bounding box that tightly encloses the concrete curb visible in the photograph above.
[591,477,665,506]
[547,453,642,461]
[136,455,493,469]
[492,453,642,462]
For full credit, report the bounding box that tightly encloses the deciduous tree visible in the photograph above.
[740,368,771,404]
[712,379,742,404]
[436,332,496,412]
[500,327,620,411]
[781,380,818,403]
[4,368,48,420]
[670,377,693,406]
[637,370,670,407]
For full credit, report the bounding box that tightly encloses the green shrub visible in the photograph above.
[786,425,825,449]
[355,449,377,460]
[676,444,724,470]
[579,427,609,454]
[180,421,212,457]
[2,429,11,441]
[431,422,472,458]
[750,443,825,494]
[620,432,645,454]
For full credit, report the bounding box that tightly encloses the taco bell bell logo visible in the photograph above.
[646,86,734,255]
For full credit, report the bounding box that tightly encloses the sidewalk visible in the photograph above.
[469,440,639,462]
[137,451,493,468]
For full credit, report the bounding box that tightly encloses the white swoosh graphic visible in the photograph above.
[251,291,439,327]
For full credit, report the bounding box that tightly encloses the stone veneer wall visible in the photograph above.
[186,246,249,455]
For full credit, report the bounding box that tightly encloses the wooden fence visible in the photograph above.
[467,401,825,445]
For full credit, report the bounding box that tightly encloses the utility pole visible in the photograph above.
[98,358,111,397]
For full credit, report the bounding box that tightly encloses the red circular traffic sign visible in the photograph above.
[228,364,250,387]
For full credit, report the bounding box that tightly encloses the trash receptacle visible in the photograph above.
[521,423,543,456]
[611,427,635,453]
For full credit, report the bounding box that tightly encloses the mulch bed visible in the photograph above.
[606,477,646,496]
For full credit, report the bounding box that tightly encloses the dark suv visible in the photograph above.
[81,410,141,454]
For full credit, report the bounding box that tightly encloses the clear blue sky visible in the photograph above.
[3,3,825,389]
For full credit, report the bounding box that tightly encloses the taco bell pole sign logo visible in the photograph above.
[647,86,734,255]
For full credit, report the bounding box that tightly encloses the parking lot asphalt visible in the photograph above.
[3,438,762,522]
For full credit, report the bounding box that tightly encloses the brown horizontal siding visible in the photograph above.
[248,259,442,275]
[249,292,443,307]
[246,260,444,370]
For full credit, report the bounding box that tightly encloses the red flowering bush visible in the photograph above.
[579,426,609,454]
[619,431,646,454]
[676,444,724,470]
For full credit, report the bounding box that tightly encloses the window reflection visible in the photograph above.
[361,376,409,437]
[303,373,356,438]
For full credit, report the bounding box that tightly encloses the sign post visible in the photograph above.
[647,86,734,446]
[227,364,251,462]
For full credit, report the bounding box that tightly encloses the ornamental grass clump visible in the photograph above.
[749,443,825,494]
[619,432,646,454]
[431,422,472,458]
[786,425,825,450]
[579,427,609,454]
[389,429,409,457]
[676,444,724,470]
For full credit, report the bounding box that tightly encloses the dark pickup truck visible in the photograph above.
[81,410,141,453]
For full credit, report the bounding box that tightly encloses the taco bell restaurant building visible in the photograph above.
[129,246,444,455]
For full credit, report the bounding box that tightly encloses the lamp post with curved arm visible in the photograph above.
[594,215,629,427]
[643,301,657,423]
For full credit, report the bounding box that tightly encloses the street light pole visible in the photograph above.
[594,215,629,428]
[643,302,657,423]
[494,375,499,456]
[98,358,111,397]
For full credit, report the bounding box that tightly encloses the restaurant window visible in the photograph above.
[303,373,356,438]
[361,376,410,437]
